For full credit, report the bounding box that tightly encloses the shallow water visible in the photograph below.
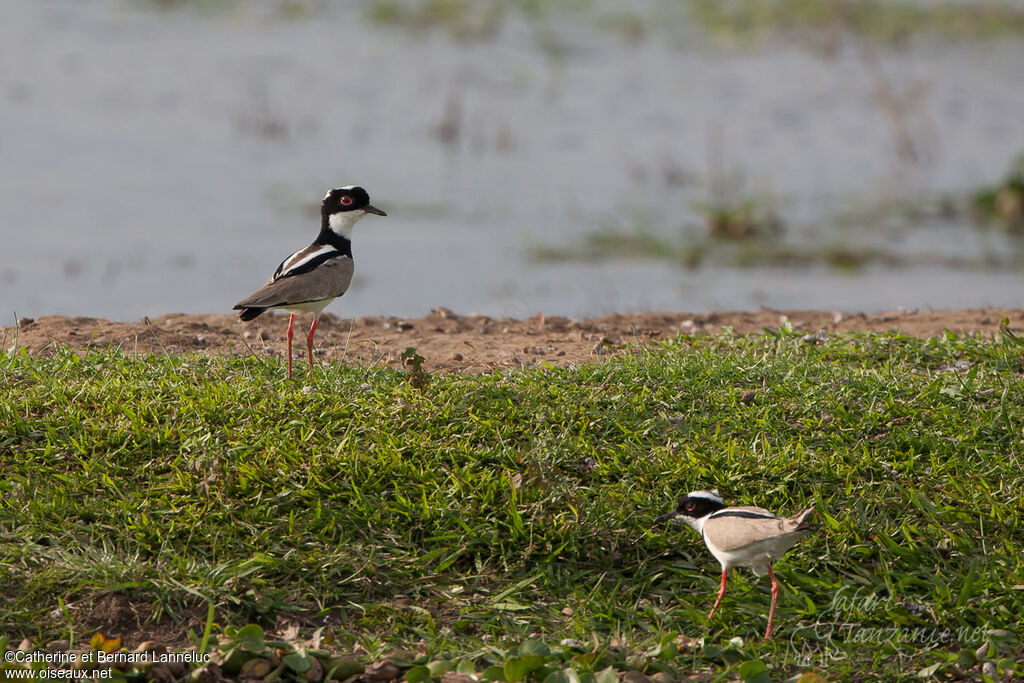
[2,1,1024,321]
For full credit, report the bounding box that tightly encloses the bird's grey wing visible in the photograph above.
[235,255,353,308]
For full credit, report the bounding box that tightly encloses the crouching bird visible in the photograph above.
[234,186,386,380]
[656,489,815,639]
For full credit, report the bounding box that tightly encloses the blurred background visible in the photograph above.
[2,0,1024,321]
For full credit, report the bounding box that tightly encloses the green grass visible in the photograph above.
[2,329,1024,680]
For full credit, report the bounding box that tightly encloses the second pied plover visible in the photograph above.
[656,489,815,639]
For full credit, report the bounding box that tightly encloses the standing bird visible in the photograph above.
[656,489,815,639]
[234,186,386,379]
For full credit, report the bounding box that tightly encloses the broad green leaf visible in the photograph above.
[483,666,508,681]
[428,660,453,676]
[738,659,770,683]
[519,640,552,658]
[283,649,313,673]
[405,665,432,683]
[505,655,546,682]
[595,667,618,683]
[237,624,265,653]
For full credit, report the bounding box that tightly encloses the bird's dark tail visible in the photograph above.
[236,307,265,322]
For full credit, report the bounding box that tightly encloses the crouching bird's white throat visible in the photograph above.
[656,489,815,639]
[234,186,386,380]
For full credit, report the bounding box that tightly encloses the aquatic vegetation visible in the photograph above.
[360,0,1024,47]
[131,0,1024,46]
[693,197,784,241]
[365,0,539,40]
[367,0,496,40]
[686,0,1024,46]
[527,185,1024,273]
[974,156,1024,232]
[527,226,895,272]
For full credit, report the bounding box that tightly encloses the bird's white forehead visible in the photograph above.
[687,489,724,505]
[325,185,356,200]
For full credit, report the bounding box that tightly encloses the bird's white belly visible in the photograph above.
[707,536,798,574]
[280,299,333,314]
[709,545,772,572]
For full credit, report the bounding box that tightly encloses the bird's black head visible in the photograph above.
[655,489,726,527]
[322,186,386,217]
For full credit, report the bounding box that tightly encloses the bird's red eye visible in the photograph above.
[684,501,696,511]
[340,195,354,206]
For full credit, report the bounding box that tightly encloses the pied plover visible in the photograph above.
[656,489,815,639]
[234,186,386,379]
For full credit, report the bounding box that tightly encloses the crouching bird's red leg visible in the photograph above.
[765,563,780,639]
[708,568,727,620]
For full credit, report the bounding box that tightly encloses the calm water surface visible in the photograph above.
[3,1,1024,320]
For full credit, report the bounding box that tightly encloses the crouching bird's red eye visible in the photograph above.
[340,195,353,206]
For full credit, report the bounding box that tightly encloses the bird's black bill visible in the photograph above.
[654,512,675,524]
[365,205,387,216]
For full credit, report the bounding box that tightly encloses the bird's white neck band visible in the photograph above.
[328,210,366,240]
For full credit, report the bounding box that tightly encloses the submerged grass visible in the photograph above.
[526,187,1024,272]
[134,0,1024,48]
[361,0,1024,45]
[2,330,1024,679]
[686,0,1024,46]
[527,226,923,272]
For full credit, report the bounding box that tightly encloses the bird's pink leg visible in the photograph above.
[708,568,727,620]
[765,563,779,639]
[305,315,319,380]
[286,313,295,379]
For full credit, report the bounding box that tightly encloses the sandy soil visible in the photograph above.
[4,308,1023,374]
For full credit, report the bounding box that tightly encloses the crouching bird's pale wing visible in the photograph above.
[657,489,816,639]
